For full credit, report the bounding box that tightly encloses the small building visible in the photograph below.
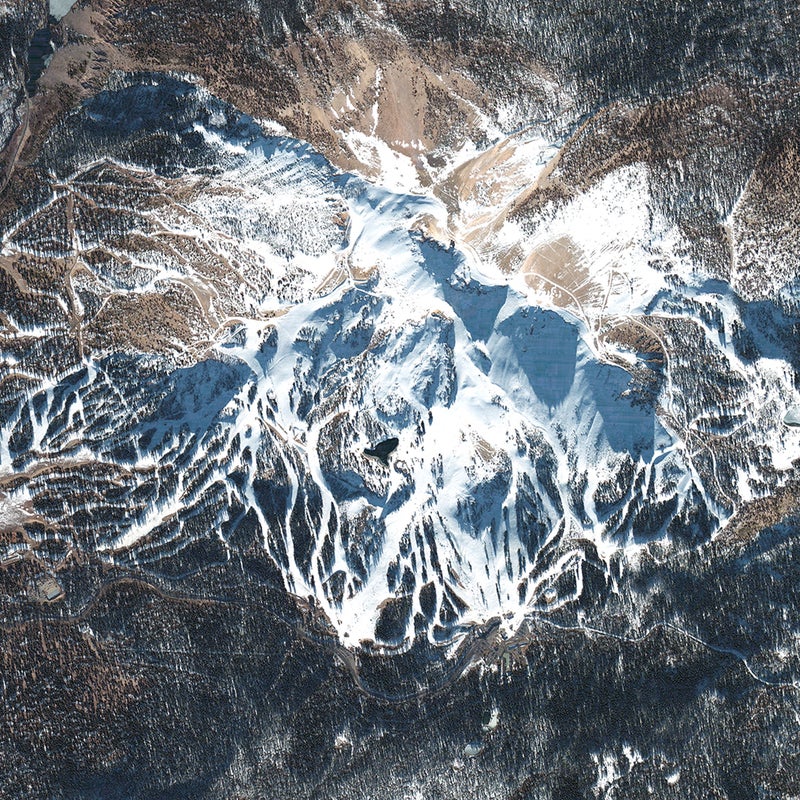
[1,551,23,566]
[30,575,64,603]
[784,406,800,428]
[463,742,484,759]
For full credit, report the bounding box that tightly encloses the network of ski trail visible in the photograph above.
[1,93,800,649]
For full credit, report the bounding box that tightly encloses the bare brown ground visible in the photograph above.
[473,434,498,464]
[85,291,198,355]
[600,318,666,357]
[522,236,587,292]
[717,480,800,547]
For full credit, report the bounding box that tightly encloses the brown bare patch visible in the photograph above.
[600,318,666,359]
[473,435,498,464]
[85,289,203,356]
[717,480,800,548]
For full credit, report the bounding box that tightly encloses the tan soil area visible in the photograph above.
[718,480,800,547]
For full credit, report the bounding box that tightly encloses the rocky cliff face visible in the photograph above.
[1,1,800,798]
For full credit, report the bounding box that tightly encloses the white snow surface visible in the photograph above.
[49,0,78,20]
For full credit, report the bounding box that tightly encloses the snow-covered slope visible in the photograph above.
[2,75,799,650]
